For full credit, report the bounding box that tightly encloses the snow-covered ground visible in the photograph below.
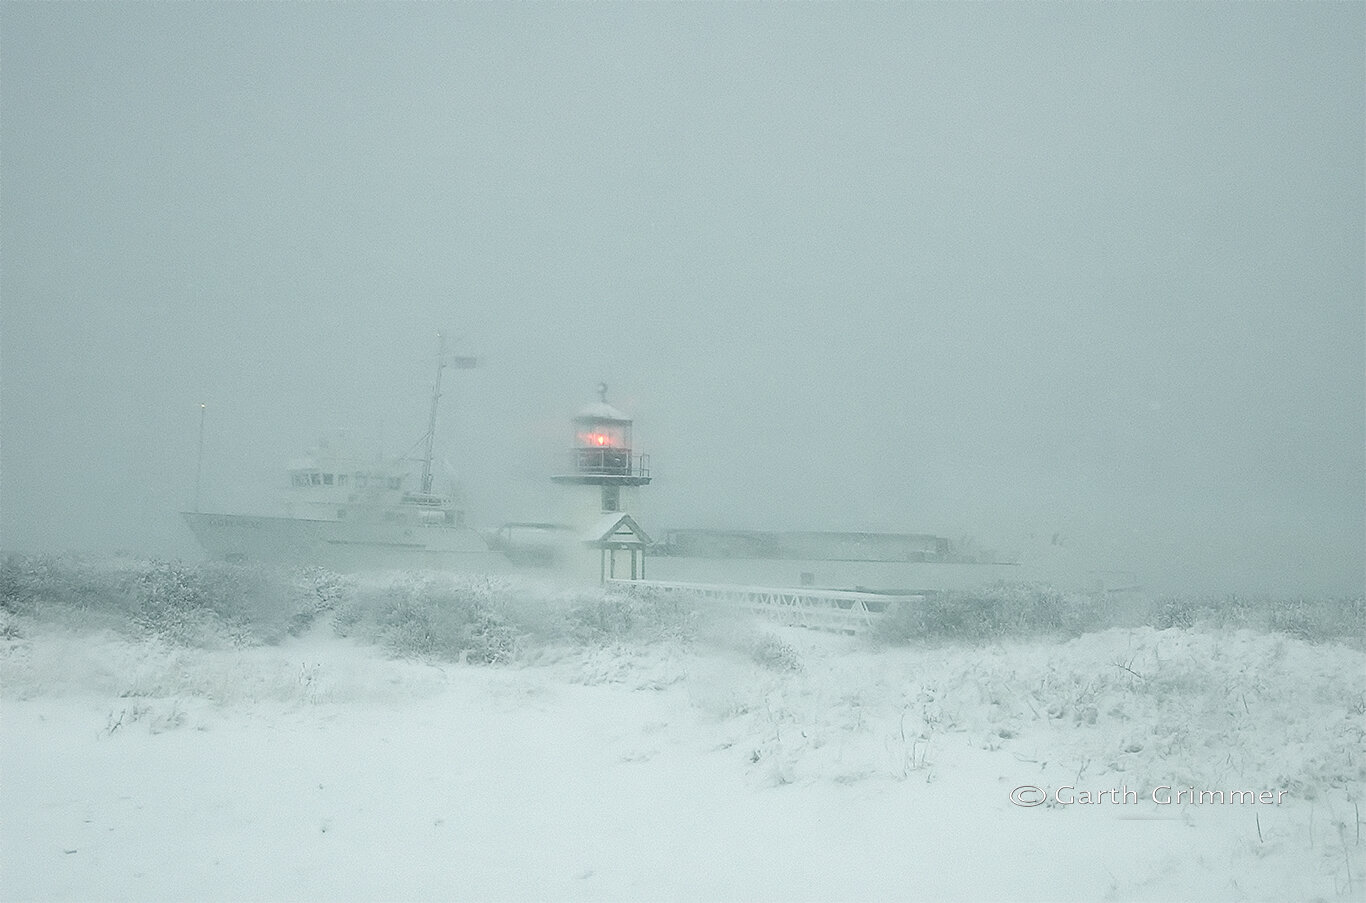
[3,611,1362,901]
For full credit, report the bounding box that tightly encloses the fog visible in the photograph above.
[2,3,1362,596]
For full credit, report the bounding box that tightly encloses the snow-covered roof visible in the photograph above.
[574,402,631,422]
[581,513,652,546]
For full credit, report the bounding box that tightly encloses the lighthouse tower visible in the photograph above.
[551,385,653,581]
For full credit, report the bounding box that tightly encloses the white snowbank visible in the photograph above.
[2,621,1361,901]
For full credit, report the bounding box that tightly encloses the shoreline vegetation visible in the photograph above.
[2,552,1362,656]
[3,552,1363,900]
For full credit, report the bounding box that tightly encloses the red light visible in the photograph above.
[579,430,618,448]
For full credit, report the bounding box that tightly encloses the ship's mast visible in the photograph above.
[418,332,478,496]
[194,402,206,511]
[420,333,446,495]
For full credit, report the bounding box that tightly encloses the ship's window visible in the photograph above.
[388,477,402,490]
[310,473,322,486]
[323,473,334,486]
[601,484,620,512]
[355,473,367,488]
[337,509,346,519]
[338,474,348,487]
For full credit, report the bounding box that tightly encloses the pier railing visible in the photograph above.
[606,579,923,634]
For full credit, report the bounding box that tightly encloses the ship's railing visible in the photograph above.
[401,491,451,507]
[606,578,921,635]
[571,449,649,478]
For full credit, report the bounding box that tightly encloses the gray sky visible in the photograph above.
[2,3,1362,596]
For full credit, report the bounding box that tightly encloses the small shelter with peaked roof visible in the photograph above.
[582,512,653,581]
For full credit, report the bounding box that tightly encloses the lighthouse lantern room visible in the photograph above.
[552,385,653,580]
[552,384,651,494]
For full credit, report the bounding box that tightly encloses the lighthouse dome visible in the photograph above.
[575,402,631,423]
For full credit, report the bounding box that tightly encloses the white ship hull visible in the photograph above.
[182,512,511,573]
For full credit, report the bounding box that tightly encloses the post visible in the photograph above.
[194,403,206,512]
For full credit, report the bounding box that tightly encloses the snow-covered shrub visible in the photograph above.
[1011,583,1102,634]
[288,567,354,636]
[1149,593,1365,647]
[748,633,803,672]
[129,560,306,647]
[874,582,1101,644]
[873,583,1363,649]
[0,554,297,646]
[563,584,699,647]
[1265,596,1365,645]
[629,588,700,644]
[564,594,636,643]
[0,552,43,615]
[343,572,521,664]
[876,589,990,643]
[0,552,133,618]
[331,590,366,637]
[0,608,22,640]
[1153,596,1197,630]
[131,561,215,644]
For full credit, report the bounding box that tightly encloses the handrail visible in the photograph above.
[570,448,649,476]
[608,578,920,604]
[606,578,921,634]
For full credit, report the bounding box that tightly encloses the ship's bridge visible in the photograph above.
[282,430,465,525]
[286,431,401,495]
[287,467,404,492]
